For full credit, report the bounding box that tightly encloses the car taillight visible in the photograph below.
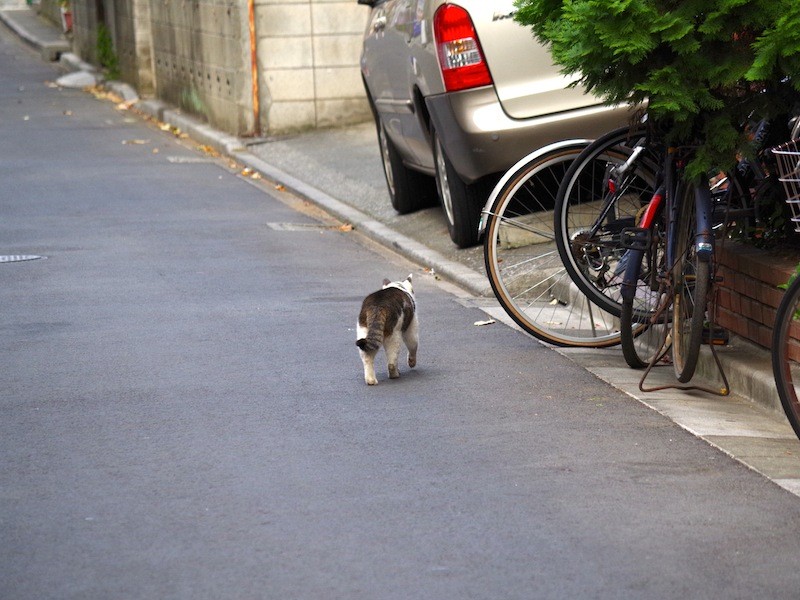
[433,4,492,92]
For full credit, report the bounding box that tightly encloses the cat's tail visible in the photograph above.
[356,336,381,353]
[356,317,383,353]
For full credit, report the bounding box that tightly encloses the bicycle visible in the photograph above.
[615,145,724,386]
[550,124,709,380]
[555,123,741,389]
[615,114,795,381]
[480,139,642,347]
[553,125,662,320]
[771,138,800,439]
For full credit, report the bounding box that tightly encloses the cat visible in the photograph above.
[356,274,418,385]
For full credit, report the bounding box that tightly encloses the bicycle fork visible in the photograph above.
[694,183,714,262]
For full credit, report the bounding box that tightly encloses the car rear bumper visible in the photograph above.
[425,87,635,184]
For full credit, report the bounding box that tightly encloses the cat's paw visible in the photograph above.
[365,375,378,385]
[408,355,416,368]
[388,364,400,379]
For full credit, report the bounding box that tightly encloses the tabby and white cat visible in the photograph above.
[356,274,418,385]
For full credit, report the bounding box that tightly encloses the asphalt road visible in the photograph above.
[4,19,800,600]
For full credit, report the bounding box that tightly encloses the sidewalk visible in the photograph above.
[4,6,800,493]
[0,5,69,60]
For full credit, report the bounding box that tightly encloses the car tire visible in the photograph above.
[375,117,437,215]
[433,132,490,248]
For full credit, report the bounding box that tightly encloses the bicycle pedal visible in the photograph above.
[702,326,729,345]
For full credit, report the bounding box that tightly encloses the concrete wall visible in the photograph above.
[113,0,154,96]
[149,1,254,134]
[34,0,65,30]
[69,0,93,63]
[255,0,370,133]
[64,0,370,136]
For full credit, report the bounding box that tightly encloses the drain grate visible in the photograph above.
[166,156,216,164]
[0,255,45,263]
[266,222,330,232]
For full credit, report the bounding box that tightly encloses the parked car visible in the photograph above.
[358,0,633,247]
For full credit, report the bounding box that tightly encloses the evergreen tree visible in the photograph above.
[515,0,800,177]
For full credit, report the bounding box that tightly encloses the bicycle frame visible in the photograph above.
[620,149,714,295]
[619,145,729,394]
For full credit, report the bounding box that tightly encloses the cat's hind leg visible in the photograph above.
[403,315,419,368]
[384,331,402,379]
[359,348,379,385]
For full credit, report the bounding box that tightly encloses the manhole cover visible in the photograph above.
[0,255,45,263]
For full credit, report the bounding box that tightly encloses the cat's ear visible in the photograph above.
[383,279,391,286]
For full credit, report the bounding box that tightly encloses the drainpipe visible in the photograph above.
[248,0,261,136]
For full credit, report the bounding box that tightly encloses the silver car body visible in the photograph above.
[360,0,636,247]
[360,0,631,183]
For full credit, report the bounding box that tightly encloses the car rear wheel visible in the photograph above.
[376,118,436,215]
[433,131,489,248]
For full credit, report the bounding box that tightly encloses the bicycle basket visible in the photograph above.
[773,139,800,232]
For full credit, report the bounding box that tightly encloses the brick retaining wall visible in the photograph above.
[716,243,799,348]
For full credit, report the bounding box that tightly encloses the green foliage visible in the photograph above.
[779,263,800,290]
[96,23,120,81]
[515,0,800,178]
[778,263,800,321]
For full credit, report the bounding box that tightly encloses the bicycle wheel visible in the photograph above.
[555,126,660,318]
[483,141,624,347]
[671,180,710,382]
[619,221,670,369]
[773,275,800,441]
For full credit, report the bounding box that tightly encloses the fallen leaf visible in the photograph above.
[197,144,219,157]
[116,100,136,111]
[87,86,122,104]
[122,139,149,145]
[274,184,286,192]
[339,223,353,232]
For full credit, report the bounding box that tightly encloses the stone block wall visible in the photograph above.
[69,2,90,59]
[254,0,370,133]
[113,0,153,96]
[63,0,371,136]
[150,0,254,134]
[33,0,60,26]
